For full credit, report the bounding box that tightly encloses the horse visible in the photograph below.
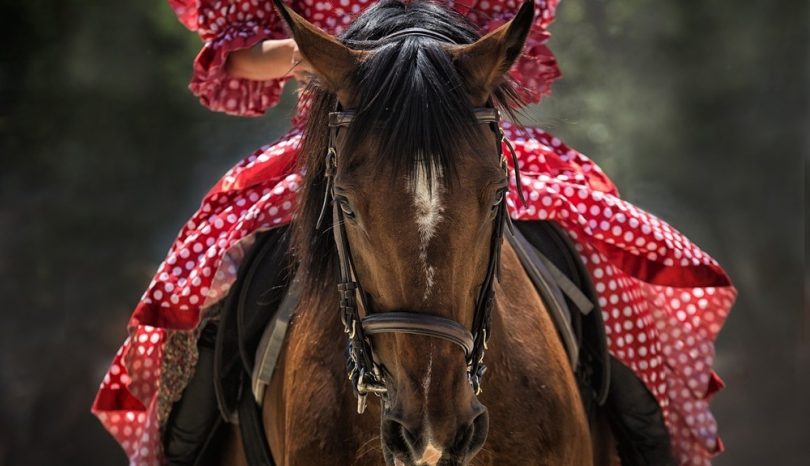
[217,1,616,464]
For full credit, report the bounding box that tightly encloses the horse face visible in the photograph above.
[275,1,534,464]
[334,132,503,464]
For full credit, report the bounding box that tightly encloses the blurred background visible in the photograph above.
[0,0,805,464]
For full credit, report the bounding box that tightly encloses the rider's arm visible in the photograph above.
[226,38,307,81]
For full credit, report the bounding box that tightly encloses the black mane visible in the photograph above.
[293,0,522,292]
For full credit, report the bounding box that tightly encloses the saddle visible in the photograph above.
[186,221,672,465]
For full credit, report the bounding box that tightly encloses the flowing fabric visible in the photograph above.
[92,1,735,465]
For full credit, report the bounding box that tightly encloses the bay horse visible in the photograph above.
[220,1,614,464]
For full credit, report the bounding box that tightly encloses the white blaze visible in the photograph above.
[405,168,446,466]
[418,442,443,466]
[411,164,444,300]
[422,348,433,402]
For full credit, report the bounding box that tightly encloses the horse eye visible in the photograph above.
[492,188,507,208]
[338,199,356,219]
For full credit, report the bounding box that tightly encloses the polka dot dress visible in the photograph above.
[92,1,736,465]
[503,121,735,465]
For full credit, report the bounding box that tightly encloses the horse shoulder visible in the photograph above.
[482,241,593,465]
[265,297,382,465]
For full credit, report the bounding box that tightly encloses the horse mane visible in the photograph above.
[292,0,524,294]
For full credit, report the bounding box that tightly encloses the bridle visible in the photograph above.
[317,53,525,412]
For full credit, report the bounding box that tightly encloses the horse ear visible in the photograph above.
[271,0,364,103]
[449,0,535,105]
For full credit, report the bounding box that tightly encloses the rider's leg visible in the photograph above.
[162,227,291,465]
[163,322,221,465]
[606,357,675,466]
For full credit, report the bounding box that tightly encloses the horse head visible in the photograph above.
[280,1,534,464]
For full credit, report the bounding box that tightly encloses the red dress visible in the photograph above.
[92,1,736,465]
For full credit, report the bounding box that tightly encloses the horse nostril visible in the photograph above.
[454,409,489,455]
[382,417,422,456]
[400,424,418,449]
[382,408,488,462]
[470,409,490,452]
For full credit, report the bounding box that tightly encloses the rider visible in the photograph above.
[92,1,736,465]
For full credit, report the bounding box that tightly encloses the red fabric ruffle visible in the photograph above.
[169,0,564,115]
[167,0,200,30]
[190,24,289,116]
[168,0,290,115]
[485,0,563,104]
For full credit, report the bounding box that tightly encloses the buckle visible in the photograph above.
[354,367,387,414]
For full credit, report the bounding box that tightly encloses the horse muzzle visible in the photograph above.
[381,406,489,466]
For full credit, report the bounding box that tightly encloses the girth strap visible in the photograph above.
[238,379,276,466]
[252,280,301,403]
[362,312,475,358]
[513,233,594,316]
[506,227,580,369]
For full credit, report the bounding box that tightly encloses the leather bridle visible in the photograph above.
[319,100,524,414]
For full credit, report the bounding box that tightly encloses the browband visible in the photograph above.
[329,108,500,128]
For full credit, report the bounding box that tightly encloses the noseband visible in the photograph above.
[318,29,525,414]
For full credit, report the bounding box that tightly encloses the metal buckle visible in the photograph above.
[355,368,371,414]
[325,147,337,177]
[355,366,387,414]
[467,362,487,395]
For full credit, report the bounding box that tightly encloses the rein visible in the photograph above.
[321,97,524,413]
